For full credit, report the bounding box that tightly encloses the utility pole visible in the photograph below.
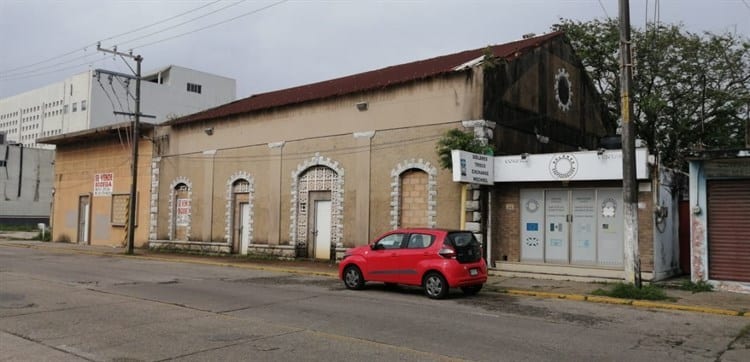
[96,44,142,255]
[619,0,642,287]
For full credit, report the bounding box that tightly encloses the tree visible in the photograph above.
[553,19,750,170]
[435,129,492,170]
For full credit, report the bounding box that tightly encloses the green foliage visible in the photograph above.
[591,282,671,301]
[0,224,37,232]
[35,229,52,242]
[677,280,714,293]
[435,129,493,170]
[553,19,750,170]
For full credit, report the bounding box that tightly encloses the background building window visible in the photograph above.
[81,100,87,110]
[187,82,202,94]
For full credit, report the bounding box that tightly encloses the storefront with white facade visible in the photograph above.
[471,147,682,281]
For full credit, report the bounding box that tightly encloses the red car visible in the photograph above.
[339,228,487,299]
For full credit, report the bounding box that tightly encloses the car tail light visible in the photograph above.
[439,246,456,259]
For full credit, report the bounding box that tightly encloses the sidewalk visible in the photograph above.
[1,238,748,318]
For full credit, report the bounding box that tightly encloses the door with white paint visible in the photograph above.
[238,202,250,255]
[313,200,332,260]
[544,190,569,264]
[571,189,597,265]
[78,195,90,244]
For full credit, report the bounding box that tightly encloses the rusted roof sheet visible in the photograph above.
[38,121,155,145]
[168,32,563,126]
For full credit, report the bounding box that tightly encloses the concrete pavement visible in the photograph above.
[1,237,748,318]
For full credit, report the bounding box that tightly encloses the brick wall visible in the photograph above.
[399,170,428,228]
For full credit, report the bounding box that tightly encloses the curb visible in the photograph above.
[504,289,746,317]
[3,242,746,317]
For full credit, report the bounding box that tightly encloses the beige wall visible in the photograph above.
[52,136,152,247]
[155,73,482,250]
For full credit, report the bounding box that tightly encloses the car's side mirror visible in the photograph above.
[371,243,383,251]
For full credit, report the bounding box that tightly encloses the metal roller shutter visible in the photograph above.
[707,179,750,282]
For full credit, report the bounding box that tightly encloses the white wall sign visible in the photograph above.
[451,150,494,185]
[494,148,650,182]
[94,172,113,196]
[175,198,191,226]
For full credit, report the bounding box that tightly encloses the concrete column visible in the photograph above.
[202,149,216,241]
[460,120,496,251]
[354,131,375,244]
[268,141,285,245]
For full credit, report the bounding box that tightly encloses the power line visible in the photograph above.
[1,0,288,83]
[598,0,611,19]
[112,0,250,49]
[129,0,289,51]
[0,0,223,75]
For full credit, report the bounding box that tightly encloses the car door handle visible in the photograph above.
[390,253,398,257]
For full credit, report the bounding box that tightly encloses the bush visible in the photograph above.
[591,282,671,301]
[677,280,714,293]
[35,228,52,242]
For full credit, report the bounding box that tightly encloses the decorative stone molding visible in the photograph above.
[289,154,345,253]
[167,177,192,241]
[353,131,375,139]
[390,159,437,230]
[148,157,161,241]
[461,119,496,146]
[223,171,255,248]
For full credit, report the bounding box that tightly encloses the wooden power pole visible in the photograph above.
[619,0,642,287]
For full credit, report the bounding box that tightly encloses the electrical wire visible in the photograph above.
[112,0,250,49]
[0,0,223,74]
[129,0,289,51]
[1,0,288,83]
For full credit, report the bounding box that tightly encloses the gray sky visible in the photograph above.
[1,0,748,99]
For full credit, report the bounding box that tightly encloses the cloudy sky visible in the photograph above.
[1,0,748,99]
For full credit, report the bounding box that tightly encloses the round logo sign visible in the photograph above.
[549,154,578,180]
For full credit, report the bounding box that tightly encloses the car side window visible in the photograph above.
[375,234,405,250]
[407,233,434,249]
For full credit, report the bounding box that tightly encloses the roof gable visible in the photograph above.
[169,32,564,126]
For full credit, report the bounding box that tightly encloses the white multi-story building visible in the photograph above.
[0,65,235,148]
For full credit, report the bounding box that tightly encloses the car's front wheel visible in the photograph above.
[423,272,449,299]
[343,265,365,290]
[461,285,483,296]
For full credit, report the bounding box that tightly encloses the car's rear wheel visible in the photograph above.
[461,285,483,296]
[343,265,365,290]
[423,272,449,299]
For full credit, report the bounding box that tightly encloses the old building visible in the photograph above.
[40,122,154,246]
[0,132,54,226]
[688,148,750,293]
[147,32,612,264]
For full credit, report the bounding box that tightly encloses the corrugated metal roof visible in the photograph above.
[168,31,563,126]
[38,121,155,145]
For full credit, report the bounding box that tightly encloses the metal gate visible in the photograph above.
[707,179,750,282]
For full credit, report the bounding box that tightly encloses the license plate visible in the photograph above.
[469,268,478,276]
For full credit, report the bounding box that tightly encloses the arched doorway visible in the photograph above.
[172,183,190,240]
[230,178,251,254]
[295,165,338,259]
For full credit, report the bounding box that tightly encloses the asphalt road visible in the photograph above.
[1,245,748,362]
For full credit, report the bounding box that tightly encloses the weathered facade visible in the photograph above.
[0,134,54,226]
[688,150,750,293]
[40,123,154,246]
[148,32,611,264]
[490,149,684,281]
